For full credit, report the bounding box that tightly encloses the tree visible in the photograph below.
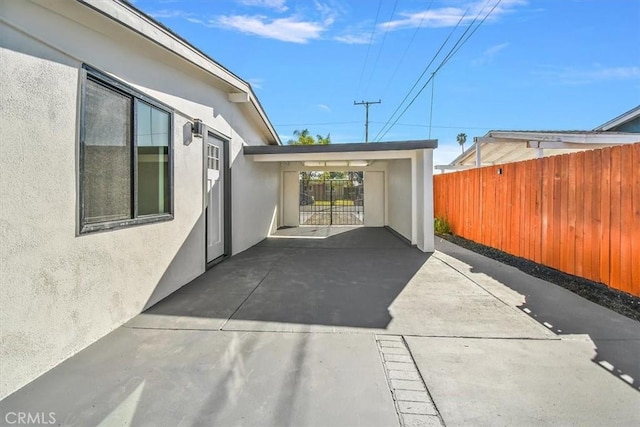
[457,132,467,153]
[288,129,332,195]
[288,129,331,145]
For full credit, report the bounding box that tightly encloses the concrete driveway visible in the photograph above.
[1,227,638,426]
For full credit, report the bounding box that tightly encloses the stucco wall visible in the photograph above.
[0,1,278,398]
[387,159,412,241]
[231,146,279,253]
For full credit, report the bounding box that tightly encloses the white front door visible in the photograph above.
[206,135,225,262]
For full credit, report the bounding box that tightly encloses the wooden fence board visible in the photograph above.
[599,147,611,288]
[609,147,622,292]
[590,150,602,283]
[574,152,585,278]
[582,151,594,281]
[567,153,577,276]
[433,142,640,297]
[632,144,640,296]
[619,147,633,294]
[533,159,543,264]
[559,154,570,274]
[541,158,551,267]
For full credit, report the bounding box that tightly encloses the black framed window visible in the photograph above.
[80,66,173,233]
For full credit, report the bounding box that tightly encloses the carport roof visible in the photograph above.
[244,140,437,161]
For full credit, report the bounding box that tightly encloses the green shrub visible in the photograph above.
[434,217,451,235]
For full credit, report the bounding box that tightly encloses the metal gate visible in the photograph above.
[299,176,364,225]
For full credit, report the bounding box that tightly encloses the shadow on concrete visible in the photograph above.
[435,238,640,392]
[138,227,431,330]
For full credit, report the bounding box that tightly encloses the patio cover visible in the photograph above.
[436,130,640,172]
[244,140,439,252]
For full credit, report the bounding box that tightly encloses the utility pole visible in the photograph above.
[354,99,381,143]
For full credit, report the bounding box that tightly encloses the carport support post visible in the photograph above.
[412,149,435,252]
[422,149,435,252]
[411,154,418,246]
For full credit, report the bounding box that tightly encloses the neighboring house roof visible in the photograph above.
[593,105,640,132]
[77,0,281,145]
[437,106,640,171]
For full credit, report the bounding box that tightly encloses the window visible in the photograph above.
[207,144,220,170]
[80,66,173,233]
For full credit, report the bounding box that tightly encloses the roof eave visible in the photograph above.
[593,105,640,131]
[76,0,280,145]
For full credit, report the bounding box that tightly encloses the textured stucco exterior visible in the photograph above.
[0,0,278,398]
[387,159,412,241]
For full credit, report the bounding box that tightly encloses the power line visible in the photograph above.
[428,73,435,139]
[372,7,471,142]
[370,121,492,130]
[354,0,383,99]
[275,121,361,127]
[375,0,503,142]
[381,0,433,98]
[363,0,399,96]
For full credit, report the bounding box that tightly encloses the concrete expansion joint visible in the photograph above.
[375,335,445,427]
[219,252,288,331]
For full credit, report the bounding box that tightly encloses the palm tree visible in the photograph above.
[457,133,467,153]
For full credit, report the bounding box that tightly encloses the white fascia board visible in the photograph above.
[528,141,630,149]
[76,0,247,91]
[594,105,640,131]
[488,131,639,144]
[72,0,280,144]
[434,165,476,170]
[248,150,417,163]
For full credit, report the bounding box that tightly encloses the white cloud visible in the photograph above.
[484,42,509,56]
[380,0,526,31]
[317,104,331,112]
[473,42,509,65]
[214,14,326,43]
[534,65,640,85]
[314,0,343,26]
[334,32,371,44]
[237,0,288,12]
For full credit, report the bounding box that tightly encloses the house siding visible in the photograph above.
[0,0,278,398]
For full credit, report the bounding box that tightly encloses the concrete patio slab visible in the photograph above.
[222,245,554,339]
[0,328,398,427]
[405,336,640,426]
[435,237,640,392]
[125,247,286,330]
[2,228,638,426]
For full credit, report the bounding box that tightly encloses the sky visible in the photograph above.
[131,0,640,166]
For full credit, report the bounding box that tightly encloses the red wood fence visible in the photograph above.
[434,143,640,297]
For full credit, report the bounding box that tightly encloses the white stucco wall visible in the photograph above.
[0,0,279,398]
[364,171,385,226]
[231,146,279,253]
[387,159,412,241]
[282,171,300,227]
